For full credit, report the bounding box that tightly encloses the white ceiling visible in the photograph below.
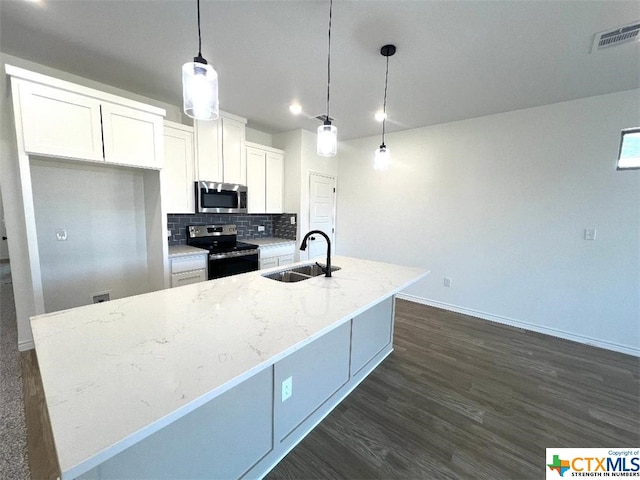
[1,0,639,140]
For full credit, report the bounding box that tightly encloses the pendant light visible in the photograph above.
[317,0,337,157]
[374,44,396,171]
[182,0,219,121]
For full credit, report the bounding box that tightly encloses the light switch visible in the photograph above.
[584,228,597,241]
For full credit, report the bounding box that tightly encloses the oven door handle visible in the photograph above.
[209,249,259,260]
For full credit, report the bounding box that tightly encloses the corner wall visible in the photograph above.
[336,90,640,355]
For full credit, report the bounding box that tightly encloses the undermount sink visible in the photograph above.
[262,263,341,283]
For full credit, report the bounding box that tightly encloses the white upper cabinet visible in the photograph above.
[246,142,284,214]
[7,65,166,170]
[194,112,247,184]
[101,103,163,169]
[265,151,284,213]
[17,81,104,162]
[164,121,195,214]
[194,117,221,181]
[221,116,246,185]
[247,147,267,213]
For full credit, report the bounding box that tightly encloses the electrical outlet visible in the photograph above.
[92,291,111,303]
[281,376,292,402]
[290,216,296,225]
[584,228,597,241]
[444,277,452,288]
[55,228,68,241]
[258,225,265,232]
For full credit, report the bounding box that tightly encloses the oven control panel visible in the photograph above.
[188,225,237,238]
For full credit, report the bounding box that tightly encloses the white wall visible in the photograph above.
[30,159,151,312]
[274,129,338,260]
[336,90,640,355]
[246,127,273,147]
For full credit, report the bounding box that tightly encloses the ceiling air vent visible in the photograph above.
[592,21,640,52]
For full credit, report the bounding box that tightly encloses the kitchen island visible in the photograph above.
[30,255,429,479]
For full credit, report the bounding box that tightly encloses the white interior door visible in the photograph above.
[308,173,336,260]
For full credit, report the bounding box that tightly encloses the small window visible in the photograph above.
[617,127,640,170]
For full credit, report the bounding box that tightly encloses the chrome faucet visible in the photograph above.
[300,230,332,277]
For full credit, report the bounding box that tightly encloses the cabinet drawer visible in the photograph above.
[171,269,206,288]
[260,257,278,270]
[170,255,207,274]
[278,254,294,266]
[259,243,295,259]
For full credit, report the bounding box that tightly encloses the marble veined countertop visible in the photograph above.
[168,245,209,257]
[249,237,296,247]
[30,256,429,479]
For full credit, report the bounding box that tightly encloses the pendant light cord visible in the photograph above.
[382,54,389,145]
[325,0,333,122]
[197,0,202,58]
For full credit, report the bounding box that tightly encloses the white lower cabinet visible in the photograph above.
[170,254,207,288]
[259,242,295,269]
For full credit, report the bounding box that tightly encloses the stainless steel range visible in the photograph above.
[186,224,259,280]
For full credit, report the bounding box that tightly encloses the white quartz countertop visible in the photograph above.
[168,245,208,257]
[250,237,296,247]
[31,256,429,479]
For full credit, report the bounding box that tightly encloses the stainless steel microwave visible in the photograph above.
[195,181,248,214]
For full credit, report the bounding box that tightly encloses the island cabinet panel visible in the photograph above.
[350,297,395,376]
[78,367,273,480]
[274,321,351,442]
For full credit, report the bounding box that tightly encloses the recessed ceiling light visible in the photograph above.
[375,110,387,122]
[289,103,302,115]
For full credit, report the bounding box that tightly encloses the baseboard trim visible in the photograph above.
[396,294,640,358]
[19,340,35,351]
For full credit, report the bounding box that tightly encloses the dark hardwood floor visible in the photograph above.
[266,299,640,480]
[22,299,639,479]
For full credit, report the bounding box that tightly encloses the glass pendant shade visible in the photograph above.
[317,122,338,157]
[182,60,219,121]
[374,144,390,171]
